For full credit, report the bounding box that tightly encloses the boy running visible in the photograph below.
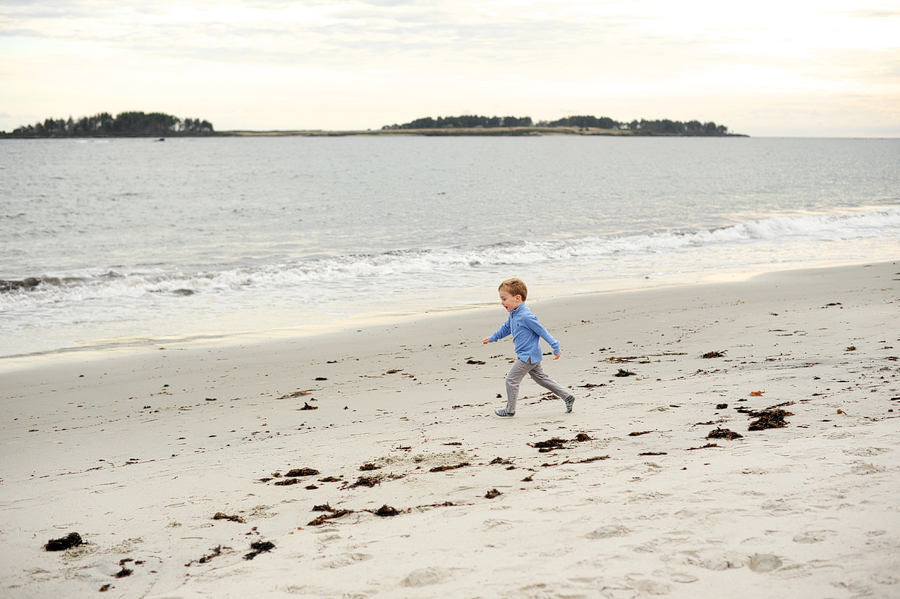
[482,278,575,417]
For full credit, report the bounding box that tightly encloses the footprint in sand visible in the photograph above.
[631,579,674,595]
[793,530,832,544]
[654,570,698,584]
[843,447,889,457]
[319,553,373,569]
[748,553,782,572]
[400,566,452,587]
[482,519,514,531]
[698,553,747,571]
[585,524,630,539]
[850,462,886,475]
[599,585,638,599]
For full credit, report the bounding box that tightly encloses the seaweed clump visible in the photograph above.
[707,427,743,440]
[286,468,320,477]
[374,505,401,517]
[244,541,275,560]
[213,512,245,523]
[429,462,470,472]
[748,408,792,431]
[308,509,353,526]
[45,532,84,551]
[348,475,382,488]
[532,438,567,452]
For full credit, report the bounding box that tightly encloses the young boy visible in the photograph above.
[482,278,575,417]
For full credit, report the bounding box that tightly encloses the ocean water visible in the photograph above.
[2,136,899,358]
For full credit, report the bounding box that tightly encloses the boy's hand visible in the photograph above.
[553,352,561,360]
[482,337,491,345]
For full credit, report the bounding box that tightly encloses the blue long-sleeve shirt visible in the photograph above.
[489,303,560,363]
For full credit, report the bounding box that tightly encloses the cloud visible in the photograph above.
[1,0,898,134]
[843,9,900,19]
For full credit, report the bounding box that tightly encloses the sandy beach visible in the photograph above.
[1,261,898,598]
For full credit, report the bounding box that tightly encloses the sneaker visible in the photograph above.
[564,395,575,413]
[495,408,515,417]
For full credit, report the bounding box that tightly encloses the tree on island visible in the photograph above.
[543,115,619,129]
[4,111,215,137]
[383,115,534,130]
[624,119,728,135]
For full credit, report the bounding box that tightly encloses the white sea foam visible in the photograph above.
[2,208,897,314]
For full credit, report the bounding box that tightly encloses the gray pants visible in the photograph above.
[504,359,571,414]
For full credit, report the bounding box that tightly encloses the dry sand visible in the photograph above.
[1,262,898,598]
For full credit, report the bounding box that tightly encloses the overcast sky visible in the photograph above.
[1,0,898,136]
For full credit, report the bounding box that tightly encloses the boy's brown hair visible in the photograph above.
[499,278,527,301]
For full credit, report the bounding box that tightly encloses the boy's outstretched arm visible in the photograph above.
[482,337,491,344]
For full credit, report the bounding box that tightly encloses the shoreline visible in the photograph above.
[0,258,886,369]
[1,126,749,139]
[1,260,898,597]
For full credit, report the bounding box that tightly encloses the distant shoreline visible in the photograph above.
[1,127,748,139]
[220,126,748,137]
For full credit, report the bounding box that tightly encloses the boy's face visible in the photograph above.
[499,290,524,312]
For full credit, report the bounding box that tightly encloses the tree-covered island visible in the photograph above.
[2,111,743,138]
[2,111,214,138]
[381,114,737,136]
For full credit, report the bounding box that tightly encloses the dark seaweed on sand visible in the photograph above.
[285,467,320,477]
[531,434,592,453]
[629,430,652,436]
[702,350,727,358]
[244,540,275,560]
[614,369,636,377]
[45,532,84,551]
[429,462,470,472]
[185,545,226,566]
[687,443,719,450]
[532,437,567,449]
[748,408,792,430]
[349,475,381,487]
[485,489,502,499]
[213,512,245,523]
[569,455,610,464]
[707,427,743,440]
[373,505,401,517]
[308,510,353,526]
[273,478,300,486]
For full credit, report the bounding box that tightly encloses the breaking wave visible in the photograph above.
[2,208,898,311]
